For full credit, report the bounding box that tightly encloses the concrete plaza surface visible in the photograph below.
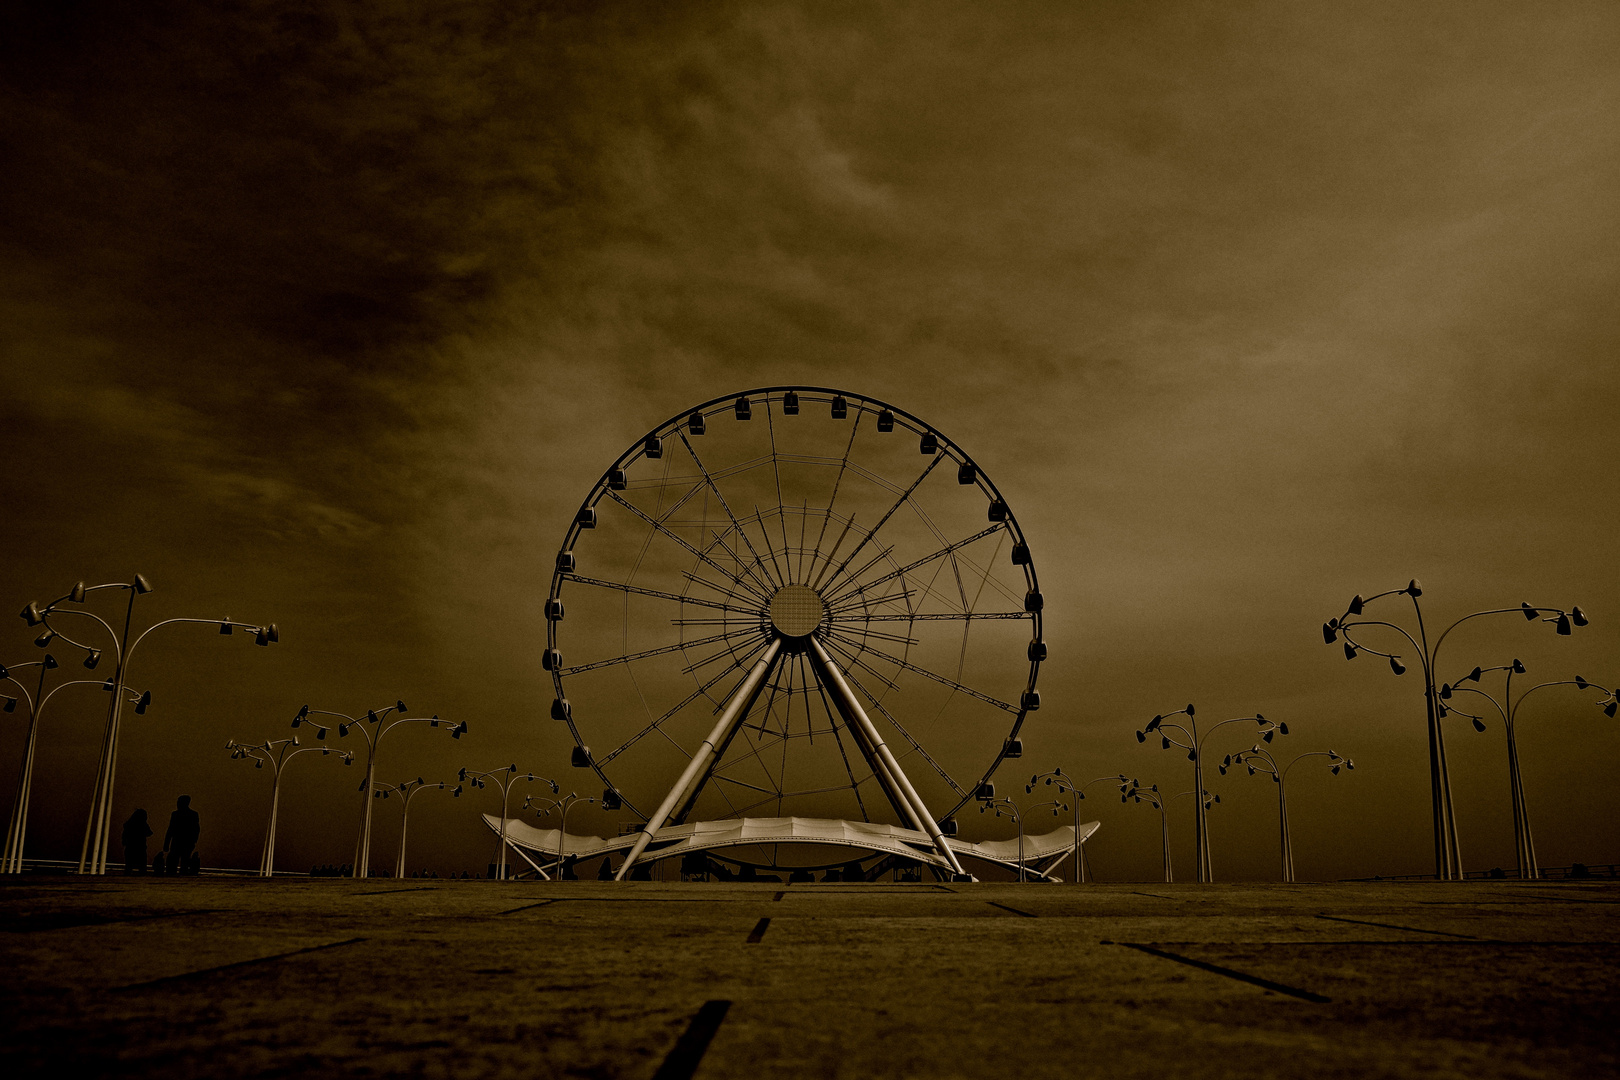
[2,877,1616,1079]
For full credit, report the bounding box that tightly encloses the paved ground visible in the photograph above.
[2,877,1616,1079]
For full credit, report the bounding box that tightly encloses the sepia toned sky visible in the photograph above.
[3,1,1618,880]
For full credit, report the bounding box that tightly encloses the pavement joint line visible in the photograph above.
[772,891,785,901]
[354,887,439,896]
[496,899,562,915]
[1110,942,1331,1003]
[2,908,220,933]
[1316,913,1476,938]
[987,901,1037,918]
[1129,891,1182,901]
[113,936,367,991]
[746,917,771,943]
[652,999,731,1080]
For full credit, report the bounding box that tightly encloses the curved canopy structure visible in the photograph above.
[484,813,1098,881]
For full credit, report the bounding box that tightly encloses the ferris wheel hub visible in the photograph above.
[768,584,826,639]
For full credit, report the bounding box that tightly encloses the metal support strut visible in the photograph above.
[615,639,783,880]
[808,637,968,878]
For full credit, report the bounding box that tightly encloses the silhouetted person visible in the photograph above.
[121,809,152,874]
[163,795,200,876]
[152,851,165,874]
[597,857,615,880]
[561,855,579,880]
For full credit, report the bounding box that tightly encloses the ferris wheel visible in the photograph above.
[543,387,1044,878]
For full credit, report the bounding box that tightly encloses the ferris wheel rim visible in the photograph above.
[544,385,1044,826]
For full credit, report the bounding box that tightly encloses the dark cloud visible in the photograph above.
[2,1,1618,880]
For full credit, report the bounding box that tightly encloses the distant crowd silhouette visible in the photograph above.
[119,796,203,874]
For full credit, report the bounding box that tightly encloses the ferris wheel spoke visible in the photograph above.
[604,490,771,603]
[811,453,946,592]
[754,503,792,587]
[702,528,778,600]
[680,631,769,676]
[825,544,898,604]
[564,574,757,615]
[827,588,914,617]
[597,636,771,766]
[764,403,796,581]
[801,412,863,586]
[825,523,1010,607]
[828,624,919,647]
[679,571,762,606]
[854,611,1032,622]
[675,429,782,591]
[830,657,969,799]
[558,630,748,677]
[823,629,1019,713]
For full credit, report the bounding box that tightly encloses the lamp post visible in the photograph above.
[3,658,147,874]
[1025,769,1133,882]
[1136,706,1283,882]
[1438,663,1616,880]
[1324,580,1586,880]
[226,736,354,877]
[977,795,1047,882]
[20,577,278,874]
[530,791,596,879]
[373,777,454,878]
[295,702,466,878]
[1123,783,1175,883]
[459,765,555,880]
[1221,746,1354,882]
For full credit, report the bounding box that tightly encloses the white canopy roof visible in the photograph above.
[483,814,1100,876]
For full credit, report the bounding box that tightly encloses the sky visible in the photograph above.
[2,0,1618,882]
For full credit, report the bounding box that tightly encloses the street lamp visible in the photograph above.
[1221,746,1354,882]
[296,702,467,877]
[529,791,596,879]
[459,764,556,880]
[1438,663,1616,880]
[20,576,278,874]
[225,736,354,877]
[1136,705,1282,882]
[372,777,454,878]
[1123,782,1174,883]
[3,658,146,874]
[1324,580,1586,880]
[1026,768,1133,882]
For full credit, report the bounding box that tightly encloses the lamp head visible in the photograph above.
[220,619,233,635]
[367,710,379,723]
[1556,614,1572,636]
[43,655,59,670]
[1604,701,1618,718]
[1185,704,1195,717]
[1348,594,1364,615]
[1571,606,1588,627]
[133,573,153,594]
[69,581,87,603]
[1344,642,1357,660]
[1472,717,1487,733]
[1511,658,1526,674]
[1575,676,1589,689]
[20,602,44,627]
[1389,656,1406,676]
[84,650,100,670]
[396,699,407,713]
[35,631,54,648]
[3,697,15,712]
[1406,579,1422,597]
[1278,721,1289,736]
[1322,622,1338,645]
[1521,602,1539,621]
[134,690,152,715]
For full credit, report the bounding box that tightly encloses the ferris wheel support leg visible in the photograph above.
[808,638,968,878]
[615,639,784,881]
